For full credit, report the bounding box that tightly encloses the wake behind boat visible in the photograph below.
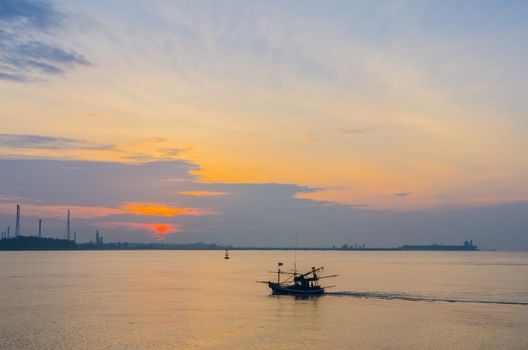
[259,263,337,296]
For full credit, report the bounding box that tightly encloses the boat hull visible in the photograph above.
[268,282,325,295]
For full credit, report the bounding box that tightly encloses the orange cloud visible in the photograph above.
[178,191,228,197]
[0,202,214,219]
[123,203,213,216]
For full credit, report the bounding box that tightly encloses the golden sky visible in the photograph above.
[1,1,527,246]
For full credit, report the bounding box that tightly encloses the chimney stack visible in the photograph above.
[15,204,20,237]
[65,210,71,240]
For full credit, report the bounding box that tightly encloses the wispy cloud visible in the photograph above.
[0,0,89,82]
[393,192,411,198]
[0,0,61,29]
[0,134,113,150]
[337,128,372,136]
[302,132,319,144]
[157,147,190,157]
[178,191,228,197]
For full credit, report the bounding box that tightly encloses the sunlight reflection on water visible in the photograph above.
[0,250,527,349]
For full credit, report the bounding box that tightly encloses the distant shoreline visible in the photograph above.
[0,236,486,251]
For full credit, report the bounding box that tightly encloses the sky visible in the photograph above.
[0,0,527,249]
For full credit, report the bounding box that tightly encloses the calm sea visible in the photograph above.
[0,250,527,349]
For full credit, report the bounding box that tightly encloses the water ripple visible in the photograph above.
[327,291,528,306]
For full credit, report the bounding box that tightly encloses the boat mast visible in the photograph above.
[277,262,283,283]
[294,230,298,276]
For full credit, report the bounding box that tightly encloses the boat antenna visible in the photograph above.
[294,230,298,276]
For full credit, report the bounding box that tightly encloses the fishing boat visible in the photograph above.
[224,249,230,259]
[259,263,337,296]
[258,232,337,295]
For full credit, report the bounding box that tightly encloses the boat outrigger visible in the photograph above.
[259,263,337,296]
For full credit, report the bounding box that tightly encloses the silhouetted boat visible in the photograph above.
[259,263,337,295]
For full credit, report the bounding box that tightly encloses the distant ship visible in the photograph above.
[259,263,337,296]
[401,240,478,251]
